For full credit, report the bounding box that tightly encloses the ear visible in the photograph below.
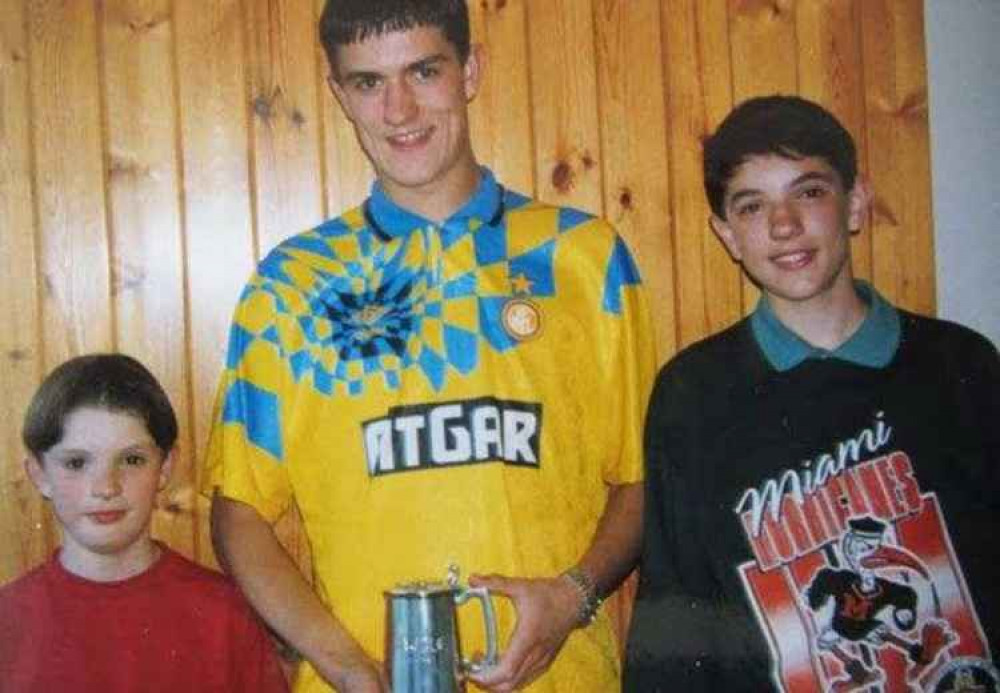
[710,214,743,262]
[846,175,873,233]
[158,449,175,492]
[24,456,52,500]
[326,73,355,124]
[462,43,485,102]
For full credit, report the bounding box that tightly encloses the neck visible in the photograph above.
[768,280,868,351]
[59,537,161,583]
[382,155,481,224]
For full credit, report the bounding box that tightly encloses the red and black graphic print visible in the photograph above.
[735,414,994,692]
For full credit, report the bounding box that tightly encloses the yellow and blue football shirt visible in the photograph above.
[203,168,657,692]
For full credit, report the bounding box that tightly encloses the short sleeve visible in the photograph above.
[201,277,300,522]
[599,230,658,485]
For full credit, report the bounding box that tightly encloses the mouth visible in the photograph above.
[770,249,815,270]
[88,510,127,525]
[387,127,433,149]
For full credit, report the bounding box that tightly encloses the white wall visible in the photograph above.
[925,0,1000,345]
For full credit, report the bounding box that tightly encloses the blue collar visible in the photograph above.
[750,281,901,371]
[365,167,505,245]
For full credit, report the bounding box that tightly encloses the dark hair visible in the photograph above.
[703,95,858,219]
[319,0,470,71]
[22,353,178,458]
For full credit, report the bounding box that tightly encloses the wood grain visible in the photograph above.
[100,0,196,558]
[0,0,49,584]
[663,0,743,348]
[861,0,935,314]
[29,0,113,361]
[246,0,324,254]
[527,0,603,212]
[173,0,256,566]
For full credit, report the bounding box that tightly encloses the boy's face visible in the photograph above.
[26,407,171,572]
[328,25,481,210]
[710,153,868,312]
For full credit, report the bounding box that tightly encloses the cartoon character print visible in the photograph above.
[735,420,993,693]
[806,517,955,692]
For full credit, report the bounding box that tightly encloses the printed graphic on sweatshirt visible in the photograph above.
[734,411,994,692]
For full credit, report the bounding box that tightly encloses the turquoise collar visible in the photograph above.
[365,167,505,246]
[750,281,901,371]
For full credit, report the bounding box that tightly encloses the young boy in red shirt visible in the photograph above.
[0,353,288,692]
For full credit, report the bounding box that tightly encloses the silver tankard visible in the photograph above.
[384,565,498,693]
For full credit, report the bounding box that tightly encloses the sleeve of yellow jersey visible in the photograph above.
[201,277,297,523]
[599,227,658,486]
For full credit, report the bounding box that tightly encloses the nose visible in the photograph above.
[91,463,123,499]
[768,200,802,240]
[383,79,417,126]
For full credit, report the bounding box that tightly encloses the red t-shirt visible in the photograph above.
[0,546,288,692]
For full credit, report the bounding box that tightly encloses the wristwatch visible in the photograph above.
[561,566,603,627]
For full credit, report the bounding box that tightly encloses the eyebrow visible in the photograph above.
[409,53,449,68]
[726,170,837,208]
[341,53,450,83]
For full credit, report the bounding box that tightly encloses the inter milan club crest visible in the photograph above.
[735,413,993,692]
[501,298,542,341]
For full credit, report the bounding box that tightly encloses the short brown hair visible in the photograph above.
[703,95,858,219]
[319,0,471,72]
[22,354,178,458]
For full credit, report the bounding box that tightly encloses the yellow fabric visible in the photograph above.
[203,179,656,692]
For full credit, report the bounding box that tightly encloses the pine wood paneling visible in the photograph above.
[469,0,534,195]
[663,0,742,348]
[0,0,49,584]
[862,0,935,313]
[100,0,195,557]
[0,0,940,647]
[173,0,256,565]
[527,0,603,212]
[245,0,324,252]
[30,0,113,362]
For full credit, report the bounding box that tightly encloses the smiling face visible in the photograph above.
[26,406,172,580]
[711,154,869,317]
[328,25,482,220]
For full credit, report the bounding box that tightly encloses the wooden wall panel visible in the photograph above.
[527,0,603,212]
[862,0,935,314]
[469,0,534,195]
[173,0,255,565]
[663,0,742,348]
[0,0,940,647]
[29,1,113,363]
[245,0,324,251]
[100,0,195,557]
[595,0,676,360]
[0,0,50,582]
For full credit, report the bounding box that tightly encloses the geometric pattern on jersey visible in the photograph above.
[222,170,641,454]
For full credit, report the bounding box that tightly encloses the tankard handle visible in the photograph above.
[454,585,498,675]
